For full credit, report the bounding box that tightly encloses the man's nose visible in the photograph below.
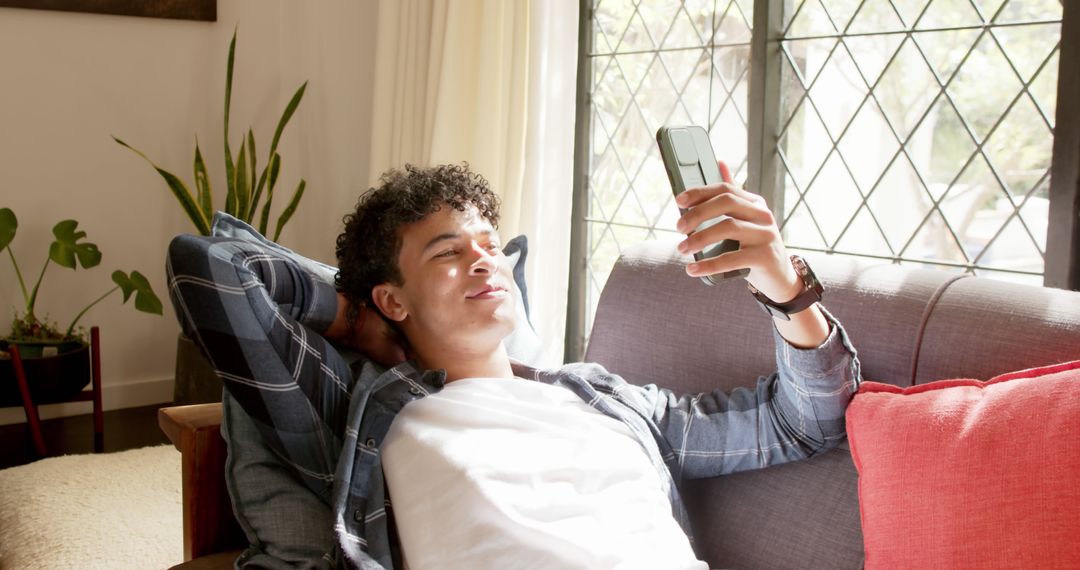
[467,241,497,275]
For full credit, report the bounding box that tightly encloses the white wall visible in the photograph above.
[0,1,379,423]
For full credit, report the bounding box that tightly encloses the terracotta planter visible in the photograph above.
[174,333,224,405]
[0,340,90,407]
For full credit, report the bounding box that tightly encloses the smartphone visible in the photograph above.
[656,125,749,285]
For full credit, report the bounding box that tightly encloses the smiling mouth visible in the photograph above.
[467,286,509,300]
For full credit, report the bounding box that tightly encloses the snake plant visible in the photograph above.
[114,28,308,240]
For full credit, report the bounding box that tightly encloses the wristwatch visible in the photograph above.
[747,255,824,321]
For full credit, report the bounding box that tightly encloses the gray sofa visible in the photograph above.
[161,240,1080,569]
[587,241,1080,569]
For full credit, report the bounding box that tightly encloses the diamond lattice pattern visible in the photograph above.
[588,0,754,332]
[778,0,1061,284]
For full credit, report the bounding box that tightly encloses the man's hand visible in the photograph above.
[674,161,801,303]
[326,292,409,368]
[674,160,830,348]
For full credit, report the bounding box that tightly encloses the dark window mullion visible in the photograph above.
[566,0,596,362]
[747,0,788,214]
[1045,0,1080,290]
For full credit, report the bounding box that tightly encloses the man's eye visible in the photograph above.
[485,243,501,251]
[436,249,458,258]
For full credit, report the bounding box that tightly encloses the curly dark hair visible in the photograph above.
[334,162,501,332]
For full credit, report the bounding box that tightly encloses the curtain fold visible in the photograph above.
[369,0,578,362]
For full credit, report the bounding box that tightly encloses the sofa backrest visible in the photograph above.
[585,241,1080,569]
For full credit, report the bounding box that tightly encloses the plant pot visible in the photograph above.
[174,333,224,404]
[0,340,91,407]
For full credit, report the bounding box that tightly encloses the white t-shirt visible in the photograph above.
[381,377,707,570]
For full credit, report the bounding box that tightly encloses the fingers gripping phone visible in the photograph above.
[656,125,749,285]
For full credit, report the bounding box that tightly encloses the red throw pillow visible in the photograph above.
[846,360,1080,569]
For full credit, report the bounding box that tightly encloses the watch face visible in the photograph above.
[792,255,809,275]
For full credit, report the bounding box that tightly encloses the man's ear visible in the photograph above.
[371,283,409,323]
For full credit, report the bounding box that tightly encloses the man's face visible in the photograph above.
[372,204,516,357]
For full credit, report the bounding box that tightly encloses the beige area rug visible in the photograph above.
[0,444,183,569]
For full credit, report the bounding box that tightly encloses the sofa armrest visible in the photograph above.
[159,403,246,561]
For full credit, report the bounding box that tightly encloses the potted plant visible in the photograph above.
[0,207,162,405]
[113,29,311,404]
[113,28,309,240]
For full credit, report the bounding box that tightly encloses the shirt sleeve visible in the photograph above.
[166,234,355,499]
[642,304,862,479]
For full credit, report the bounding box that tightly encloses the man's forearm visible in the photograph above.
[651,303,859,479]
[773,303,831,349]
[166,234,353,432]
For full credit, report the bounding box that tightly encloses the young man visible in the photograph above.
[167,163,860,569]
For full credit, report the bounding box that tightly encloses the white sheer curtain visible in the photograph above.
[369,0,578,362]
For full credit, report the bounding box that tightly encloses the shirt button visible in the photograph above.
[353,509,364,523]
[408,387,421,396]
[365,438,376,447]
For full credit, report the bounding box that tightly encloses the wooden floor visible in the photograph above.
[0,404,171,470]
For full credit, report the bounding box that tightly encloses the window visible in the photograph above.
[568,0,1076,361]
[778,0,1061,284]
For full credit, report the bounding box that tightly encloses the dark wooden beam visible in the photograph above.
[0,0,216,22]
[1045,0,1080,290]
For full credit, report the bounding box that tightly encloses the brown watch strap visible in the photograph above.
[748,255,823,321]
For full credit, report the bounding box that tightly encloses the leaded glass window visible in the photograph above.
[571,0,1071,359]
[778,0,1062,284]
[584,0,754,339]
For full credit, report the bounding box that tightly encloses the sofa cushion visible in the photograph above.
[846,360,1080,569]
[682,444,864,569]
[221,391,337,568]
[914,276,1080,385]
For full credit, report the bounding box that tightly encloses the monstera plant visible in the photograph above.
[0,207,162,404]
[114,28,309,240]
[0,208,162,346]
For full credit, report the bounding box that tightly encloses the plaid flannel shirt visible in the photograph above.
[166,234,862,569]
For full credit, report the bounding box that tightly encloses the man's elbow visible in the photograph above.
[165,234,210,317]
[167,234,211,270]
[800,397,852,457]
[808,416,848,456]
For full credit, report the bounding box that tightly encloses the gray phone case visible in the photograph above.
[656,125,749,284]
